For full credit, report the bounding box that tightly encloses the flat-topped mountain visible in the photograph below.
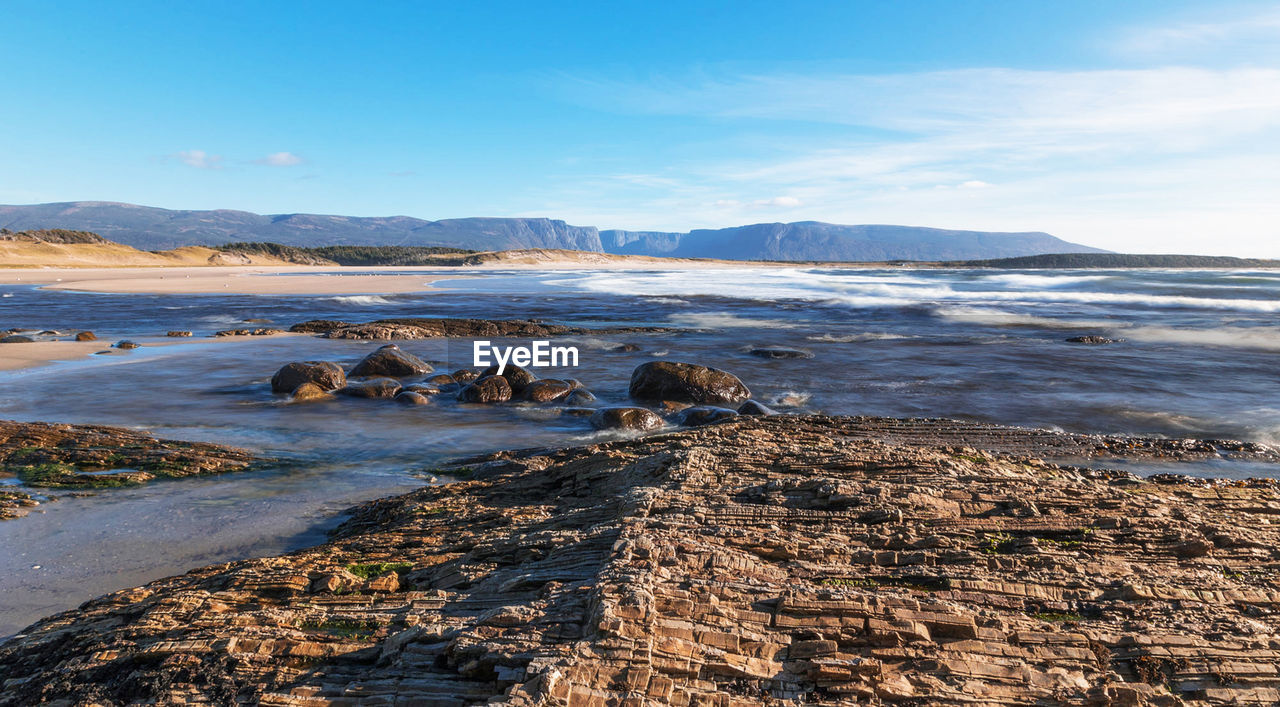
[0,202,1104,261]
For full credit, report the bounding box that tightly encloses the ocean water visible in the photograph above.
[2,266,1279,635]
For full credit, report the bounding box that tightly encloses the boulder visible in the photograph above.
[402,384,442,396]
[629,361,751,405]
[394,391,432,406]
[523,379,573,403]
[738,400,777,416]
[290,382,334,402]
[590,406,664,431]
[426,374,458,387]
[0,335,34,344]
[749,347,813,359]
[451,368,481,383]
[480,364,536,394]
[349,344,433,378]
[565,390,597,406]
[114,340,140,350]
[74,331,97,342]
[166,331,193,337]
[677,406,739,427]
[337,378,402,399]
[457,375,512,403]
[271,361,347,394]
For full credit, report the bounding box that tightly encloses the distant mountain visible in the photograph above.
[952,253,1280,269]
[0,202,1104,261]
[602,223,1106,261]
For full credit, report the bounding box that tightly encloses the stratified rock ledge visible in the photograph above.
[4,415,1280,705]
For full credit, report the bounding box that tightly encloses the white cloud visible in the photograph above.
[174,149,222,169]
[539,64,1280,255]
[255,151,304,167]
[1119,7,1280,59]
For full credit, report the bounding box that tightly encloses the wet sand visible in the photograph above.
[0,333,306,372]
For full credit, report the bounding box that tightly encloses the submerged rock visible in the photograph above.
[402,384,442,396]
[349,344,433,378]
[749,346,814,359]
[337,377,402,399]
[629,360,751,405]
[457,375,512,403]
[565,389,597,406]
[0,335,34,344]
[1066,335,1124,345]
[394,391,432,406]
[677,406,738,426]
[589,406,664,431]
[737,399,777,416]
[271,361,347,394]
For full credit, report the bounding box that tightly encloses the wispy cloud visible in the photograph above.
[1119,7,1280,59]
[174,149,222,169]
[539,61,1280,255]
[254,151,304,167]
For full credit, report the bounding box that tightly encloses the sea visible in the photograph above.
[2,265,1279,635]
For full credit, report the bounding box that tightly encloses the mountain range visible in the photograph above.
[0,201,1105,261]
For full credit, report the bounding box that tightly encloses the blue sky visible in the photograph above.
[2,1,1278,255]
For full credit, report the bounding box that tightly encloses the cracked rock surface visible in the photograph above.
[3,415,1280,705]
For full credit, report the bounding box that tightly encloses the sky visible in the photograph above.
[2,1,1278,255]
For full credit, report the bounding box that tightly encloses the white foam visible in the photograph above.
[326,295,395,305]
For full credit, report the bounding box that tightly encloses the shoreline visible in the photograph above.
[0,332,307,372]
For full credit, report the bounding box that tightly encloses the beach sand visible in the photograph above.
[0,333,307,372]
[0,266,460,295]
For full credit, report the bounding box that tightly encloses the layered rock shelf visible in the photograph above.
[0,419,260,499]
[3,415,1280,704]
[289,318,677,341]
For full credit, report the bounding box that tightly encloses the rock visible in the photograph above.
[737,400,777,416]
[1174,538,1214,558]
[677,406,738,427]
[562,407,597,417]
[114,340,140,350]
[1066,336,1123,345]
[348,344,433,378]
[402,384,442,396]
[73,331,96,342]
[565,390,597,406]
[457,375,512,403]
[0,335,34,344]
[337,378,402,399]
[394,391,431,406]
[290,317,677,340]
[523,379,572,403]
[7,416,1280,702]
[166,330,193,337]
[589,406,664,431]
[610,343,641,352]
[290,382,334,402]
[244,318,272,324]
[426,374,458,387]
[214,329,250,337]
[480,364,536,394]
[451,368,481,383]
[271,361,347,394]
[749,347,814,359]
[628,361,751,405]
